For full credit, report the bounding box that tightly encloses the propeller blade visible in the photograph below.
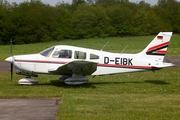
[10,39,13,81]
[11,63,13,81]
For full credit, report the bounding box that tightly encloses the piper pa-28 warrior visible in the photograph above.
[5,32,174,85]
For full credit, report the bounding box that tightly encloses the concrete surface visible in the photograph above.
[0,99,59,120]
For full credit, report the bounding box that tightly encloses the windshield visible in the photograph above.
[39,46,55,57]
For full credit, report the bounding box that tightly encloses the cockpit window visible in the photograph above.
[52,49,72,58]
[40,47,55,57]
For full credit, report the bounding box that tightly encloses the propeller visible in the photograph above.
[11,61,13,81]
[10,39,13,81]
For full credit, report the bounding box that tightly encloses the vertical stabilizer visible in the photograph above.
[138,32,173,62]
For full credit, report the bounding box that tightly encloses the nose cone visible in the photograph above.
[5,56,13,63]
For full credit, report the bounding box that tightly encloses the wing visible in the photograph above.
[48,60,97,75]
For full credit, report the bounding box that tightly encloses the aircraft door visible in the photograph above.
[48,49,72,72]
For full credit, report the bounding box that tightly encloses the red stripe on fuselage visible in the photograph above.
[98,63,155,69]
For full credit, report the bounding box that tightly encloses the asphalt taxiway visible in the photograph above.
[0,99,59,120]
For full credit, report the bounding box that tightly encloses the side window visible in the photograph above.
[52,49,72,58]
[74,51,86,59]
[90,53,99,59]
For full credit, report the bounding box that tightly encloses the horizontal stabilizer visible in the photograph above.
[153,62,175,68]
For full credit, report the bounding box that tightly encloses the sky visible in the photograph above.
[5,0,180,6]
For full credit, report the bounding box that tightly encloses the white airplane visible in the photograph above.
[5,32,174,85]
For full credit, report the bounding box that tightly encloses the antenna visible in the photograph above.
[120,45,128,54]
[101,41,109,51]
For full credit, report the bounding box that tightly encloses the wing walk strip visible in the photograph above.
[14,59,158,70]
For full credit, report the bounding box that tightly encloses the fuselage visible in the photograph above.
[5,45,161,76]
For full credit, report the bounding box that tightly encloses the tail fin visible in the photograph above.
[138,32,173,62]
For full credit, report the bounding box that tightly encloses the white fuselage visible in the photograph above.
[6,45,161,76]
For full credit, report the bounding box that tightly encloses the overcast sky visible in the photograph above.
[6,0,180,6]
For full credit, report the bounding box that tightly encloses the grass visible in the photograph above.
[58,68,180,120]
[1,68,180,119]
[0,35,180,119]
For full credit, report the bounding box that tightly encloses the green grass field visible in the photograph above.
[0,35,180,120]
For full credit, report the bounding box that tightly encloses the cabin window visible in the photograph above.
[74,51,86,59]
[52,49,72,58]
[40,47,55,57]
[90,54,99,59]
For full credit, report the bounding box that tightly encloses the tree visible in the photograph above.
[86,0,95,5]
[107,4,133,36]
[95,0,118,7]
[0,4,5,44]
[72,0,85,4]
[53,4,73,40]
[72,4,112,39]
[2,1,56,44]
[0,0,179,45]
[71,0,85,11]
